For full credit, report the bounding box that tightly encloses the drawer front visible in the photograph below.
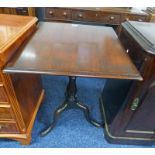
[0,74,2,83]
[45,8,72,20]
[0,122,18,133]
[99,13,121,25]
[72,10,99,22]
[0,85,9,104]
[16,7,28,16]
[124,15,147,22]
[0,107,14,120]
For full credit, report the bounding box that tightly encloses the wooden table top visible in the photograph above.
[4,22,142,80]
[0,14,37,67]
[0,14,37,54]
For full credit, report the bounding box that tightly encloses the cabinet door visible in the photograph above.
[125,79,155,137]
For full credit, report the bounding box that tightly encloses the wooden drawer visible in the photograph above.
[0,85,9,104]
[72,10,99,22]
[44,8,72,21]
[99,13,121,25]
[0,74,2,83]
[16,7,28,16]
[0,122,18,133]
[0,107,14,120]
[123,15,146,22]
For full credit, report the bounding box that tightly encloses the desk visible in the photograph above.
[4,22,141,137]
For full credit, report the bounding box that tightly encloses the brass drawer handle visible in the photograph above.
[63,12,67,16]
[49,11,53,15]
[78,13,83,18]
[131,98,140,111]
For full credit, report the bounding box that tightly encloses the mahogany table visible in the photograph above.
[4,22,142,137]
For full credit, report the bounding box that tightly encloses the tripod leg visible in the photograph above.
[76,102,103,128]
[40,102,68,137]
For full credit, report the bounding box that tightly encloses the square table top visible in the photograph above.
[4,22,142,80]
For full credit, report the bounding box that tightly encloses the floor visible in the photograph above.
[0,75,154,148]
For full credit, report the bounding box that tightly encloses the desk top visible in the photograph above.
[4,22,142,80]
[0,14,37,67]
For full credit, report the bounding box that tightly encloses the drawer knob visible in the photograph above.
[78,13,83,18]
[63,12,67,16]
[138,19,143,22]
[126,49,129,53]
[49,11,53,15]
[110,16,115,20]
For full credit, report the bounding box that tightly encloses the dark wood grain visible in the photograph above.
[5,22,142,81]
[43,7,149,25]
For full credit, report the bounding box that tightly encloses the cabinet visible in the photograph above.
[101,21,155,145]
[0,14,44,145]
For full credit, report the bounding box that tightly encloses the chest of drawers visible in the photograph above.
[0,14,44,145]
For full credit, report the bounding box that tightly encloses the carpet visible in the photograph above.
[0,75,154,148]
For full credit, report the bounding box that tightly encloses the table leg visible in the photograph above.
[40,76,103,137]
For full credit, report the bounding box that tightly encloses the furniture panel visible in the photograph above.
[0,122,19,134]
[0,85,9,104]
[0,107,15,120]
[72,10,98,22]
[44,8,72,21]
[99,13,121,25]
[10,74,43,128]
[125,78,155,137]
[123,15,147,22]
[118,28,147,70]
